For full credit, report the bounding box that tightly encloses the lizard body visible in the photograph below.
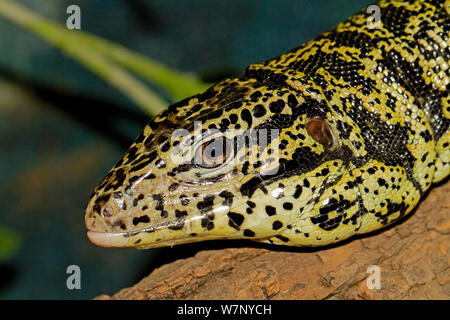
[85,0,449,249]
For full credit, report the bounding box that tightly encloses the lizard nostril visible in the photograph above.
[102,205,113,217]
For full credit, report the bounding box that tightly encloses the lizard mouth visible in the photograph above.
[86,213,220,248]
[86,220,174,247]
[87,229,240,249]
[87,231,129,248]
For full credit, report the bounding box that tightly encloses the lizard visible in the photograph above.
[85,0,449,249]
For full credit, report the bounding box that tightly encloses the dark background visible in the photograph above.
[0,0,372,299]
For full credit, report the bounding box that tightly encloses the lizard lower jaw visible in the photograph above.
[87,231,129,248]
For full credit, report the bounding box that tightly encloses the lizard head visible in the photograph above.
[84,0,437,249]
[84,75,356,249]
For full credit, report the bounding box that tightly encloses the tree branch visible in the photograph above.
[97,181,449,300]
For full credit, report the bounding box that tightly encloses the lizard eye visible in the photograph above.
[195,136,232,168]
[306,118,339,151]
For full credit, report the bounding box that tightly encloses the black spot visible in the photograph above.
[229,114,238,124]
[293,185,302,199]
[287,94,298,108]
[312,212,344,231]
[128,158,153,173]
[145,173,156,180]
[240,176,263,197]
[421,152,429,162]
[265,205,276,216]
[246,201,256,208]
[104,169,127,191]
[152,193,164,200]
[175,210,188,218]
[201,211,215,230]
[220,118,230,128]
[303,179,310,188]
[228,212,245,230]
[132,215,150,225]
[155,197,164,210]
[158,135,168,144]
[240,108,253,128]
[252,104,267,118]
[283,202,293,210]
[180,195,190,206]
[94,194,111,213]
[197,194,215,210]
[219,190,234,199]
[420,130,432,142]
[207,108,224,120]
[168,183,180,192]
[269,100,284,113]
[197,87,217,102]
[125,146,138,163]
[272,220,283,230]
[161,142,171,152]
[250,91,262,102]
[135,132,146,144]
[275,235,289,242]
[243,229,255,237]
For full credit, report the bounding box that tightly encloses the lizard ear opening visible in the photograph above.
[306,118,338,151]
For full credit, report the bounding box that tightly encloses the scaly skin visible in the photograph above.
[85,0,449,249]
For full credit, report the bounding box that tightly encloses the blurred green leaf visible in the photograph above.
[0,225,20,263]
[0,0,211,116]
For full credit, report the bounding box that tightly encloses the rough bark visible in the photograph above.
[97,181,449,300]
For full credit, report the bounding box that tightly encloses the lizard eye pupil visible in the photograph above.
[196,137,231,168]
